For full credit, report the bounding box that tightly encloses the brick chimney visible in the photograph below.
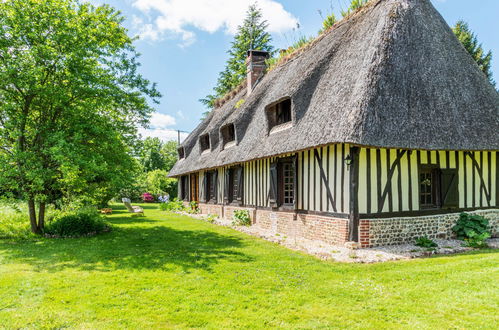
[246,50,269,95]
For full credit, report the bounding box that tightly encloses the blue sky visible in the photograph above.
[91,0,499,141]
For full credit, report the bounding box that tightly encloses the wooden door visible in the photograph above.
[190,173,199,202]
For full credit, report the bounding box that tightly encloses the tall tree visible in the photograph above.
[0,0,160,233]
[201,4,274,109]
[452,20,495,86]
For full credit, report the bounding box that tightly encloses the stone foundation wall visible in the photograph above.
[224,206,257,224]
[363,209,499,247]
[198,203,224,218]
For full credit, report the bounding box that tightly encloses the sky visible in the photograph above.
[90,0,499,142]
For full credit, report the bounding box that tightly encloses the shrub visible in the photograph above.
[159,198,185,212]
[206,214,217,224]
[0,206,34,239]
[44,208,111,238]
[232,210,251,226]
[142,192,154,203]
[452,213,490,240]
[189,201,199,214]
[415,236,438,248]
[463,231,490,249]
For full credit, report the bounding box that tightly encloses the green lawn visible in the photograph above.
[0,204,497,328]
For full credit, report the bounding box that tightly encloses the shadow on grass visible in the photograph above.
[0,215,252,273]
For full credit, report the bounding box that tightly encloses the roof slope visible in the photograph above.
[170,0,499,177]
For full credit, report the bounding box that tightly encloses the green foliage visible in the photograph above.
[232,209,251,226]
[266,36,314,70]
[341,0,369,17]
[0,0,160,233]
[319,12,337,34]
[201,4,274,110]
[189,201,200,214]
[452,213,490,240]
[145,169,178,198]
[463,231,490,249]
[159,198,185,212]
[0,207,497,328]
[0,203,34,239]
[452,20,495,86]
[206,214,218,224]
[44,208,111,238]
[415,236,438,248]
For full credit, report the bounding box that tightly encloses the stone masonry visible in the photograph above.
[362,209,499,247]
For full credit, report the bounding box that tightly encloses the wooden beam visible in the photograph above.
[349,146,360,242]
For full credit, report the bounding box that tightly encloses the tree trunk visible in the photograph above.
[38,202,46,233]
[28,200,40,234]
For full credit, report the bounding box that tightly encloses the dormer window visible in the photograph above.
[221,123,236,149]
[200,134,210,153]
[267,98,292,132]
[178,147,185,159]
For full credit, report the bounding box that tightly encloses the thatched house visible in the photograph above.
[169,0,499,247]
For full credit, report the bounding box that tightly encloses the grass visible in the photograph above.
[0,204,498,328]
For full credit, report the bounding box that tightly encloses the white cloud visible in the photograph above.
[149,112,176,128]
[138,127,189,143]
[137,112,188,142]
[132,0,298,44]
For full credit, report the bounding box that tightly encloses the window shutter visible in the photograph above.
[236,166,244,204]
[224,169,230,203]
[269,161,278,207]
[201,174,207,203]
[440,169,458,208]
[213,171,218,203]
[293,156,298,209]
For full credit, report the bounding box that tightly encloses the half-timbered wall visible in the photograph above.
[357,148,498,214]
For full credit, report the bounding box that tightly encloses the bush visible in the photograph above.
[206,214,217,224]
[188,201,199,214]
[0,205,34,239]
[452,213,490,240]
[232,210,251,226]
[415,236,438,248]
[44,208,111,238]
[159,198,185,212]
[142,192,154,203]
[463,231,490,248]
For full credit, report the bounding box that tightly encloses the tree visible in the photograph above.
[145,169,177,198]
[0,0,160,233]
[452,20,495,87]
[201,4,274,109]
[161,140,179,172]
[140,137,165,172]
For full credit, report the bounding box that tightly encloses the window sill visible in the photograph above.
[222,141,236,150]
[201,149,211,155]
[269,122,293,135]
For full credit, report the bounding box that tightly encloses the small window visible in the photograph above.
[200,134,210,152]
[221,124,236,149]
[269,158,296,208]
[178,147,185,159]
[267,98,292,130]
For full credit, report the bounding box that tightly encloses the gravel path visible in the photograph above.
[181,212,498,263]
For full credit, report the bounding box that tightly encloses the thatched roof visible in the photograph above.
[170,0,499,177]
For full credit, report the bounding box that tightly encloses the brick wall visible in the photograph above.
[224,206,256,224]
[198,203,224,218]
[363,209,499,247]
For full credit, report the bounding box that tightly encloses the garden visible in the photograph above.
[1,203,498,328]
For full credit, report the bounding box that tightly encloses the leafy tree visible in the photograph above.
[140,137,165,172]
[201,4,274,109]
[160,140,179,172]
[452,20,495,86]
[0,0,160,233]
[145,169,177,198]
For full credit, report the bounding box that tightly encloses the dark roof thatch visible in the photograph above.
[170,0,499,177]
